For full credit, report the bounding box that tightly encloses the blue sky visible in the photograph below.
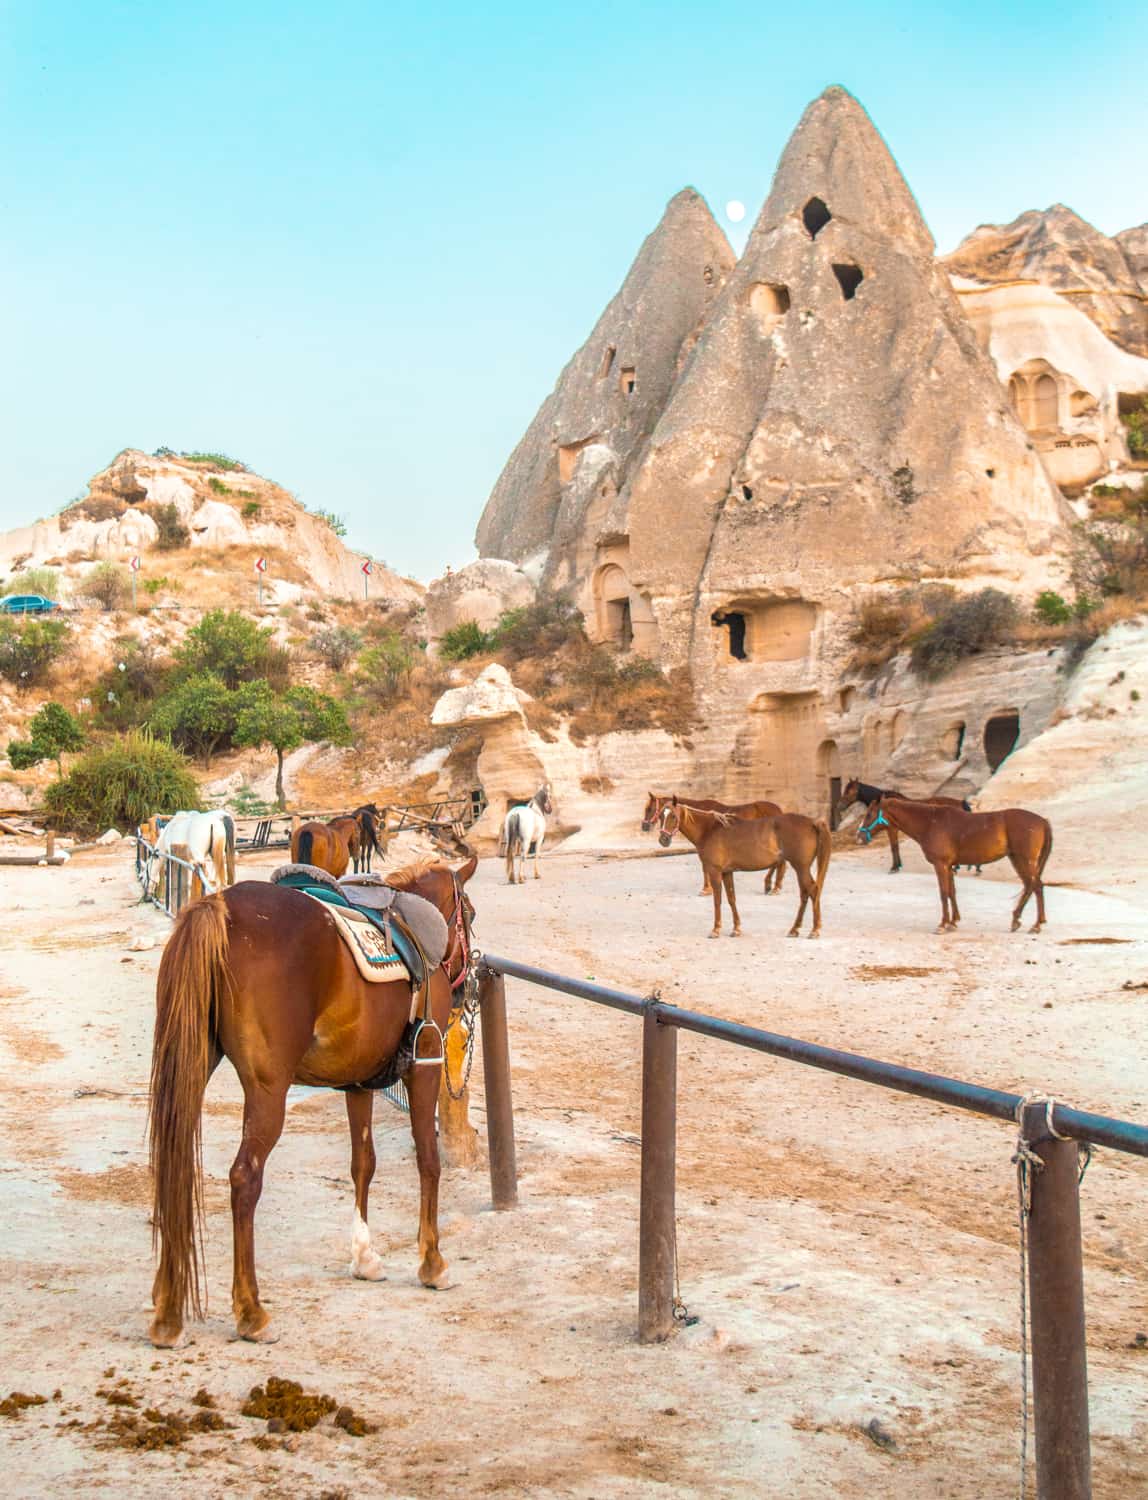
[2,1,1142,579]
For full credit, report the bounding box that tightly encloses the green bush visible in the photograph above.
[173,609,290,690]
[1120,397,1148,459]
[909,589,1020,680]
[358,632,417,704]
[149,672,256,766]
[241,500,262,519]
[44,731,201,834]
[1033,590,1072,626]
[181,451,246,471]
[150,502,191,551]
[439,620,489,660]
[0,618,71,688]
[93,636,169,729]
[8,701,85,776]
[311,624,362,671]
[489,593,584,660]
[4,566,59,598]
[310,507,347,537]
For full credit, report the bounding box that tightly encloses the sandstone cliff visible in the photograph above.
[1115,224,1148,294]
[943,206,1148,358]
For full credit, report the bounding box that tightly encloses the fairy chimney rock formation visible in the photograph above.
[944,206,1148,357]
[475,189,735,582]
[621,86,1068,670]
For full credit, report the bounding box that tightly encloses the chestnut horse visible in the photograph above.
[659,799,830,938]
[859,797,1052,933]
[290,819,350,877]
[328,815,364,872]
[839,779,972,874]
[640,791,787,894]
[147,854,478,1349]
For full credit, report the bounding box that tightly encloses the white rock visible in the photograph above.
[96,828,123,845]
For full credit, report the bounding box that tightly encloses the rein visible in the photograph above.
[443,877,474,993]
[859,807,889,843]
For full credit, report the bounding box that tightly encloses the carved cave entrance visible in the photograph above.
[713,610,747,660]
[984,711,1020,772]
[817,738,842,828]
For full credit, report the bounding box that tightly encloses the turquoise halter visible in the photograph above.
[859,807,888,843]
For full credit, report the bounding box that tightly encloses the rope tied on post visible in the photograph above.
[1011,1094,1091,1499]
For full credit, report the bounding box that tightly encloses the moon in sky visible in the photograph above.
[725,200,746,223]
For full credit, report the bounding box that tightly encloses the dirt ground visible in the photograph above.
[0,832,1146,1498]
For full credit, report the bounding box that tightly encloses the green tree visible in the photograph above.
[234,684,351,809]
[78,560,131,612]
[7,701,85,777]
[4,566,59,598]
[173,609,289,689]
[44,730,201,835]
[358,631,417,704]
[0,618,71,689]
[149,672,245,766]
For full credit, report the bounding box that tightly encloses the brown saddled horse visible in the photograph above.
[290,819,350,877]
[839,779,973,874]
[659,799,830,938]
[148,854,478,1349]
[859,797,1052,933]
[640,791,787,894]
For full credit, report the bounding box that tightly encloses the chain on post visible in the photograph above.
[443,949,482,1102]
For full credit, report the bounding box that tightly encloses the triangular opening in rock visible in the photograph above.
[832,263,864,300]
[802,197,832,238]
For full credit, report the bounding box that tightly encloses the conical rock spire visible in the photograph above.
[475,190,734,565]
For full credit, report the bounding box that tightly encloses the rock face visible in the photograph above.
[944,206,1148,358]
[952,278,1148,494]
[424,559,535,655]
[1116,224,1148,293]
[475,188,736,605]
[0,450,422,604]
[477,88,1072,821]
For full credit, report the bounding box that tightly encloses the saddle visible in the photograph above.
[269,864,450,1092]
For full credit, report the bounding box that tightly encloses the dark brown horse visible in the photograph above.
[859,797,1052,933]
[148,854,478,1349]
[291,819,350,877]
[351,805,387,873]
[641,790,787,894]
[839,779,973,873]
[659,800,830,938]
[327,815,363,872]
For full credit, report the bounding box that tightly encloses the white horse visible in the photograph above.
[144,810,235,899]
[499,785,553,884]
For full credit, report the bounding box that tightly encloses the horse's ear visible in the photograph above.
[671,795,678,806]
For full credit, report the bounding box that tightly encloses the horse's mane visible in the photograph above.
[385,856,448,891]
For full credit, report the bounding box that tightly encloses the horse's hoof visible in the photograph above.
[729,929,741,938]
[238,1318,279,1344]
[808,930,821,940]
[147,1319,185,1350]
[708,931,720,940]
[419,1264,452,1291]
[1011,921,1021,933]
[351,1255,387,1283]
[787,929,800,938]
[1030,923,1044,934]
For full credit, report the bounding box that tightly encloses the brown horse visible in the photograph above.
[659,799,830,938]
[641,791,787,894]
[839,779,973,873]
[290,819,350,877]
[147,854,478,1349]
[328,815,363,872]
[859,797,1052,933]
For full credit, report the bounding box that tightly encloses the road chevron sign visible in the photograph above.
[254,556,268,573]
[129,555,141,572]
[361,558,373,574]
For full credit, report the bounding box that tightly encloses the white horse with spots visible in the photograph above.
[145,810,235,898]
[499,785,553,884]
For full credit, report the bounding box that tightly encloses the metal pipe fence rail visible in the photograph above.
[474,954,1148,1500]
[134,835,202,918]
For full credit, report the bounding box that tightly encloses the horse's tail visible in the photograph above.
[360,809,382,856]
[149,893,230,1330]
[813,819,832,898]
[1037,820,1053,878]
[498,814,514,858]
[297,828,313,865]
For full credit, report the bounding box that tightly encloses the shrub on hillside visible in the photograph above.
[181,451,246,471]
[44,731,201,834]
[357,632,418,704]
[93,636,169,729]
[173,609,290,690]
[311,624,362,671]
[438,620,489,660]
[149,672,258,766]
[1033,589,1072,626]
[310,507,347,537]
[909,589,1020,680]
[1120,395,1148,459]
[150,502,191,551]
[0,618,71,688]
[7,702,85,776]
[78,560,131,612]
[489,593,584,660]
[4,566,59,599]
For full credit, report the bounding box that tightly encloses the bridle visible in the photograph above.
[859,806,889,843]
[657,804,679,847]
[442,873,477,993]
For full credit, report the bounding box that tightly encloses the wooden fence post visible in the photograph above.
[1024,1103,1092,1499]
[479,968,517,1210]
[437,1009,479,1167]
[638,1003,677,1343]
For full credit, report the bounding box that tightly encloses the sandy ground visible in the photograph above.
[0,832,1146,1498]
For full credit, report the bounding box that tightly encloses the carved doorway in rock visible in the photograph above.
[817,738,841,827]
[595,563,633,650]
[984,711,1020,772]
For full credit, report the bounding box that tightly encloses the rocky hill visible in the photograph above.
[0,449,421,609]
[943,206,1148,357]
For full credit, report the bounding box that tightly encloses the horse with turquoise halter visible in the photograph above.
[858,796,1052,933]
[839,779,972,873]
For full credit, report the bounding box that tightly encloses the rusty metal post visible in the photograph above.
[638,1003,677,1343]
[479,969,517,1210]
[1024,1103,1091,1500]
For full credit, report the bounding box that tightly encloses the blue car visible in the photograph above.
[0,594,60,615]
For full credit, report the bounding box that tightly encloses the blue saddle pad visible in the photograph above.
[277,873,426,986]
